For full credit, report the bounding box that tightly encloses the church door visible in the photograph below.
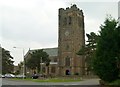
[65,70,70,75]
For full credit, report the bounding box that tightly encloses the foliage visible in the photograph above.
[25,56,36,70]
[18,61,23,70]
[26,49,50,73]
[92,16,120,82]
[14,70,20,75]
[109,79,120,85]
[15,61,24,75]
[2,48,14,74]
[77,32,99,73]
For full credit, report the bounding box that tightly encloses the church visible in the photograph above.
[24,4,86,77]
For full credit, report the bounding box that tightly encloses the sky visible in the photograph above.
[0,0,119,65]
[118,1,120,23]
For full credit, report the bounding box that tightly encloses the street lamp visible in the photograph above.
[40,57,43,74]
[13,47,25,79]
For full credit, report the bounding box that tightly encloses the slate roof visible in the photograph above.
[29,47,58,57]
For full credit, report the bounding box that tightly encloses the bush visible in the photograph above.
[74,73,79,75]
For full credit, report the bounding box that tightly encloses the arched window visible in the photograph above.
[66,44,69,50]
[64,17,67,25]
[69,16,72,25]
[65,56,70,66]
[51,66,56,73]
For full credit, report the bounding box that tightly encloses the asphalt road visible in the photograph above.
[0,78,2,87]
[1,78,100,87]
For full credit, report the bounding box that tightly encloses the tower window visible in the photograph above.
[64,17,67,25]
[78,18,82,27]
[51,67,56,73]
[65,56,70,66]
[69,16,72,25]
[66,45,69,50]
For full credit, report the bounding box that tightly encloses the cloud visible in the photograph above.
[0,0,118,65]
[0,0,66,65]
[1,0,66,44]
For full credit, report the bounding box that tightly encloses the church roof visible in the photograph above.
[29,47,58,57]
[43,48,58,56]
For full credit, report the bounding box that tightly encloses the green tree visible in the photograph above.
[17,61,24,74]
[92,16,120,82]
[77,32,98,74]
[18,62,23,70]
[25,56,36,71]
[26,49,50,73]
[2,48,14,74]
[14,70,20,75]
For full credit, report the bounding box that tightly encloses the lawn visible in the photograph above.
[11,77,81,82]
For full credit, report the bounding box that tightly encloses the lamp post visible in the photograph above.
[13,47,25,79]
[40,57,42,74]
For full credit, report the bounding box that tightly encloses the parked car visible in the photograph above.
[32,74,39,79]
[16,75,26,78]
[5,74,15,78]
[0,74,5,78]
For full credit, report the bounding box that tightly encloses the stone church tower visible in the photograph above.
[58,4,85,76]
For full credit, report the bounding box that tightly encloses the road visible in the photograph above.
[0,78,2,87]
[2,78,100,87]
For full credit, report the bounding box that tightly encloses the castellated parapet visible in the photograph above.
[59,4,84,16]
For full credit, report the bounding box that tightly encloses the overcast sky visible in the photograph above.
[0,0,119,65]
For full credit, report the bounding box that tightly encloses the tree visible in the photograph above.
[26,49,50,73]
[77,32,98,74]
[92,16,120,82]
[25,57,36,71]
[2,48,14,74]
[18,61,23,69]
[17,61,24,75]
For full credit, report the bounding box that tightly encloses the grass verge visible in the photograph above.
[11,78,81,82]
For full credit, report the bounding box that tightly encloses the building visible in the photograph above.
[25,4,85,76]
[25,48,58,77]
[58,4,85,76]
